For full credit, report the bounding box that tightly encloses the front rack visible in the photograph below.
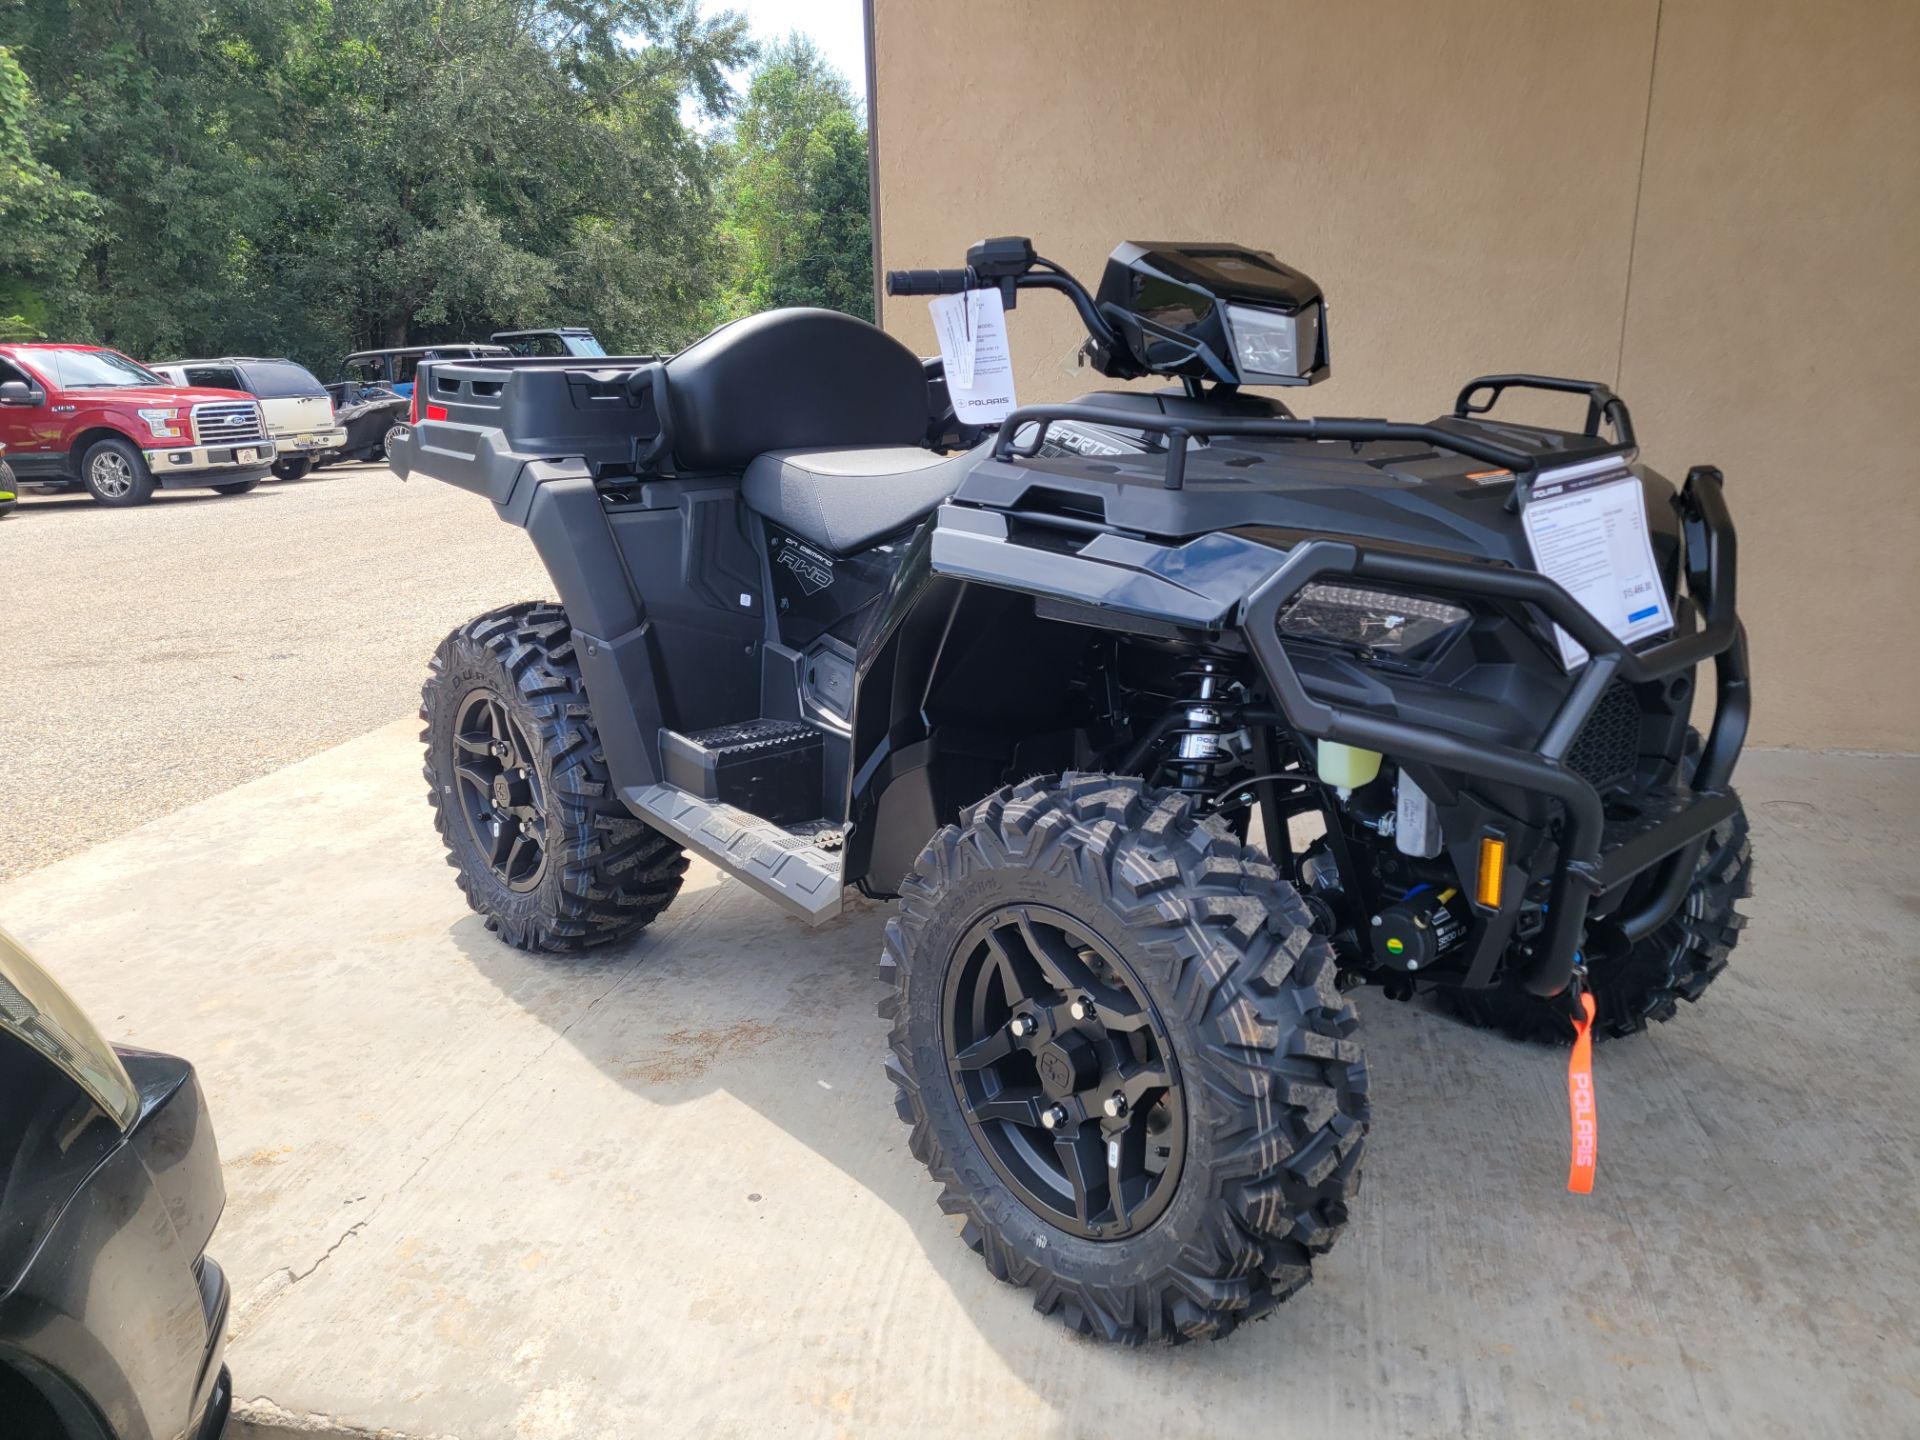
[992,372,1639,499]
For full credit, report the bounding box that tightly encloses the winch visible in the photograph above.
[1370,885,1469,971]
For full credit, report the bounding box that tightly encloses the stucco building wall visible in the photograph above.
[869,0,1919,750]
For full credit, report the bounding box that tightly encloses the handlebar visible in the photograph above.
[885,268,973,297]
[886,241,1131,374]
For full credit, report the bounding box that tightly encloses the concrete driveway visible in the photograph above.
[2,720,1915,1439]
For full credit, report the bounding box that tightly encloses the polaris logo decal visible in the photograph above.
[775,538,834,595]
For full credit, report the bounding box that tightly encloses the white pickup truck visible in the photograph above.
[153,357,347,481]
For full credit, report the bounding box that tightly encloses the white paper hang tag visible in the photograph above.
[929,287,1017,425]
[1520,458,1675,670]
[929,290,975,391]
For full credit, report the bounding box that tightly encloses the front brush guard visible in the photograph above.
[1238,465,1748,997]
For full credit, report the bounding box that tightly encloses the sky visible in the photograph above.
[708,0,869,101]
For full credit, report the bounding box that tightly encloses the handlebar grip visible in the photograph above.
[885,267,972,297]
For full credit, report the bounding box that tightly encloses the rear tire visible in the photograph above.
[882,775,1368,1344]
[212,478,260,495]
[1438,793,1752,1044]
[80,436,155,506]
[381,423,408,459]
[421,601,688,952]
[272,457,312,481]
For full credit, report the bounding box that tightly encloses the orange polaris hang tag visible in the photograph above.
[1566,991,1598,1193]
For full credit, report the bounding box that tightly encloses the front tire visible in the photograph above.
[882,775,1368,1344]
[381,423,408,460]
[80,437,155,506]
[422,602,688,952]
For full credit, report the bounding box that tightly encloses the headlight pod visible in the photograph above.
[1278,583,1470,661]
[137,407,185,439]
[0,925,138,1129]
[1224,301,1321,383]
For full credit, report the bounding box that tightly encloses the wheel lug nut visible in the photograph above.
[1102,1093,1127,1119]
[1069,995,1093,1021]
[1008,1014,1036,1038]
[1040,1105,1067,1131]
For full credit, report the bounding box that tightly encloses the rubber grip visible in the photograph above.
[885,268,971,296]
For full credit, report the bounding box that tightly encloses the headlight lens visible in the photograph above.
[1224,302,1319,382]
[0,925,137,1128]
[1278,583,1470,658]
[137,407,184,439]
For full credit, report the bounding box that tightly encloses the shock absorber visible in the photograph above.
[1166,661,1243,790]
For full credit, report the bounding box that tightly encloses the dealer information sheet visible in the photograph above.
[1521,459,1675,669]
[928,287,1018,424]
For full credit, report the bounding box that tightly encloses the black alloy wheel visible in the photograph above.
[450,688,548,893]
[883,774,1368,1344]
[942,905,1185,1240]
[421,602,687,952]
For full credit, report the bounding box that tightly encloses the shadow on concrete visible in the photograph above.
[444,874,1477,1392]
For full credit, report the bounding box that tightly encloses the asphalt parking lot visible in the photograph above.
[0,466,548,881]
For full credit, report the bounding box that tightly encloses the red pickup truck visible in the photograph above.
[0,343,278,506]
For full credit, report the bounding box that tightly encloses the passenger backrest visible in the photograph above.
[665,308,929,471]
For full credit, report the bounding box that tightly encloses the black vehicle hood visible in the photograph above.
[951,417,1681,573]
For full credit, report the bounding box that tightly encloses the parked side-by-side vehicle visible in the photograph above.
[154,357,345,481]
[490,328,606,358]
[0,343,275,506]
[332,344,509,400]
[396,234,1752,1346]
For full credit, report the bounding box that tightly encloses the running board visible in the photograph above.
[622,782,845,923]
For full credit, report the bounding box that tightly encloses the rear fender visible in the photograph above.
[509,470,666,791]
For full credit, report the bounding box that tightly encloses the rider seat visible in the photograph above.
[664,306,978,553]
[743,446,979,555]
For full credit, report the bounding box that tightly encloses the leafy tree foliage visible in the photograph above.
[0,2,875,368]
[721,37,872,320]
[0,46,101,337]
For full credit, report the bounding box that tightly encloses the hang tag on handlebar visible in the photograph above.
[930,290,977,391]
[929,289,1018,425]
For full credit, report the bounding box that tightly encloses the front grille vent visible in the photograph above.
[191,401,266,444]
[1566,679,1642,790]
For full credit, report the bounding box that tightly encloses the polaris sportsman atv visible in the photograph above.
[396,236,1752,1345]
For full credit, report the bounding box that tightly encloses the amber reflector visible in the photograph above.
[1475,835,1506,910]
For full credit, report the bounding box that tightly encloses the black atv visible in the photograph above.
[396,236,1752,1345]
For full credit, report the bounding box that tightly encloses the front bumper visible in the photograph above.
[1242,464,1747,998]
[146,440,277,474]
[275,426,349,454]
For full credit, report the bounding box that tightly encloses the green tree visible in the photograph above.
[0,0,751,364]
[257,0,753,362]
[0,46,101,338]
[721,36,872,321]
[0,6,879,368]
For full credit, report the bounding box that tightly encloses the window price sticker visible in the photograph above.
[1520,458,1674,670]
